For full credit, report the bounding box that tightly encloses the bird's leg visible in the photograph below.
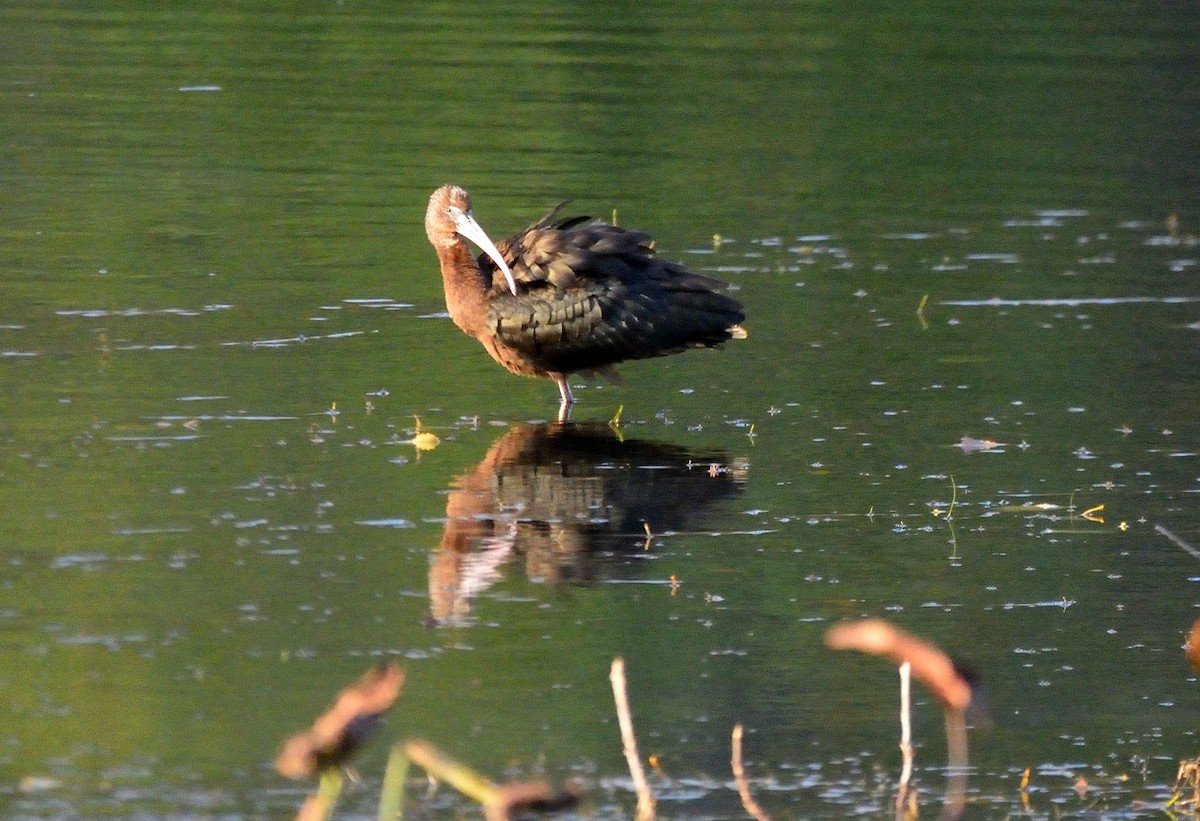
[555,375,575,406]
[554,375,574,423]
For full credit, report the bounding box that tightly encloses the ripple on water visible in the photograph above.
[55,305,234,317]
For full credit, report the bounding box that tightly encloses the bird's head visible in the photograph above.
[426,184,517,295]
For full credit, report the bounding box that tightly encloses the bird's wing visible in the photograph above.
[482,204,628,290]
[480,207,744,372]
[485,258,743,374]
[473,203,584,293]
[484,274,618,360]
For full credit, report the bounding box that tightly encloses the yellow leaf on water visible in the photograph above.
[410,432,440,451]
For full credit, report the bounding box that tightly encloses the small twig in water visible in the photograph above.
[943,710,969,820]
[610,658,655,821]
[731,724,771,821]
[1170,757,1200,810]
[897,662,914,805]
[944,476,960,560]
[917,294,930,330]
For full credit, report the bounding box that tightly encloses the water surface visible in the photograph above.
[2,1,1199,818]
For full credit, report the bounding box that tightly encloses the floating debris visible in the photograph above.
[957,436,1004,453]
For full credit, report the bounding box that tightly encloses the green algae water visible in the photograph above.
[2,1,1198,817]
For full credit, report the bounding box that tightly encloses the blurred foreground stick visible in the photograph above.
[403,739,580,821]
[274,662,405,821]
[275,662,406,779]
[824,618,976,821]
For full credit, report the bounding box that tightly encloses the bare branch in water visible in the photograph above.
[824,619,972,821]
[731,724,771,821]
[610,658,655,821]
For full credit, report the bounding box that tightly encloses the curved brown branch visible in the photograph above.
[824,618,971,712]
[731,724,771,821]
[825,619,970,821]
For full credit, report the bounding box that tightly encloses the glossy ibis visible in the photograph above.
[424,184,746,418]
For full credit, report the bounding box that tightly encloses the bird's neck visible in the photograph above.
[439,242,492,335]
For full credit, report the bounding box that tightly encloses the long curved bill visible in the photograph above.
[449,206,518,295]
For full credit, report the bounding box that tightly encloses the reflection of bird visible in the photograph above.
[424,185,746,418]
[428,423,746,625]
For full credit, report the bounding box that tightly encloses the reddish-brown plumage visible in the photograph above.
[424,184,746,417]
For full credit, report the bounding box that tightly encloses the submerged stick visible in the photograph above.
[731,724,771,821]
[943,710,969,821]
[610,658,656,821]
[485,782,575,821]
[403,739,500,804]
[1156,523,1200,560]
[401,740,568,821]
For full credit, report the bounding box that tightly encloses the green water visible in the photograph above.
[2,1,1199,818]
